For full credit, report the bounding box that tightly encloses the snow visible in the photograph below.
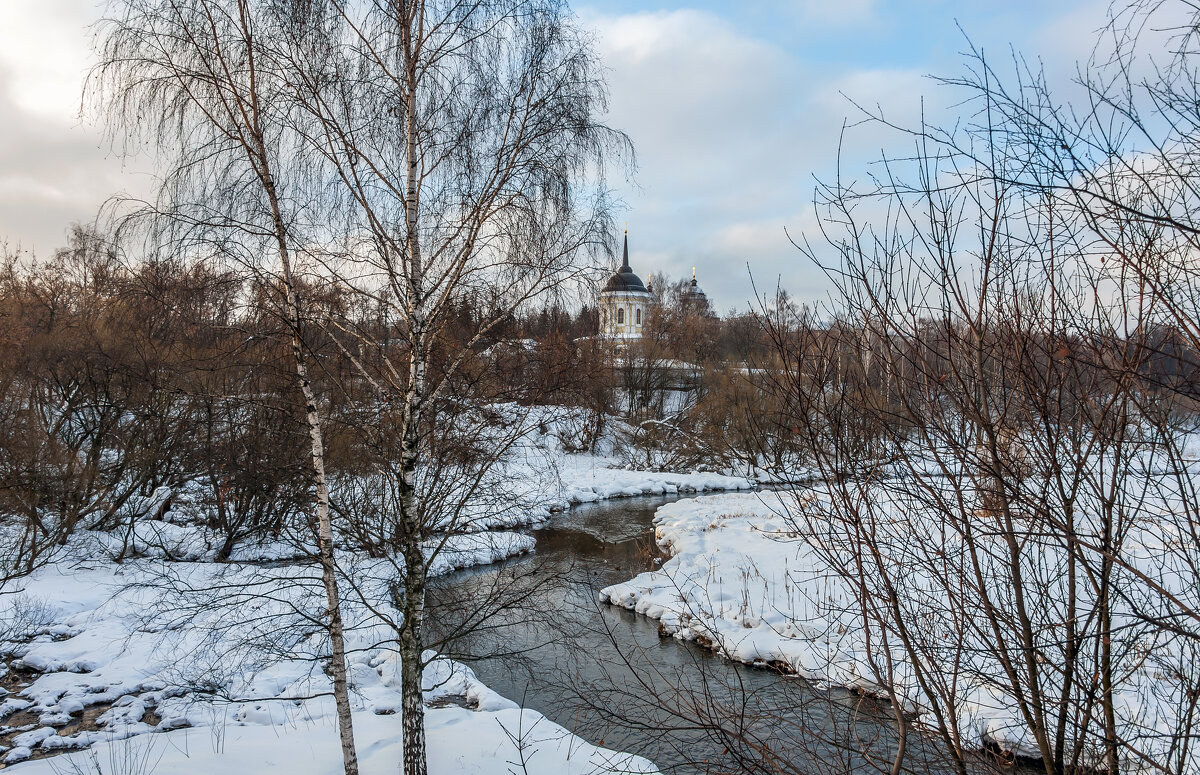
[0,403,759,774]
[0,400,764,773]
[553,455,751,506]
[0,550,657,774]
[601,489,1200,766]
[410,404,752,533]
[600,493,841,676]
[9,702,656,775]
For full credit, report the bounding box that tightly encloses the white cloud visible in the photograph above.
[590,10,799,183]
[0,0,95,121]
[0,0,1122,309]
[581,10,821,306]
[0,2,156,258]
[792,0,876,26]
[0,62,153,259]
[580,9,957,309]
[814,67,932,122]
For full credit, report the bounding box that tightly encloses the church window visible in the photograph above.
[635,308,641,325]
[617,308,625,324]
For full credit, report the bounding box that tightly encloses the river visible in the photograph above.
[427,492,997,774]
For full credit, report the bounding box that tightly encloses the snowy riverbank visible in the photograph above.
[0,446,751,773]
[0,552,658,774]
[600,493,851,679]
[600,490,1194,766]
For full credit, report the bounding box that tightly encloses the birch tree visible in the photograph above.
[274,3,629,772]
[91,2,361,772]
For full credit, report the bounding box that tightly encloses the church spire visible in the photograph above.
[621,229,630,271]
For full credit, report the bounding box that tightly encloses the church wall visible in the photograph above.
[599,290,653,338]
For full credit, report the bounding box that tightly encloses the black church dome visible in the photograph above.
[600,231,652,295]
[683,270,710,312]
[603,267,649,293]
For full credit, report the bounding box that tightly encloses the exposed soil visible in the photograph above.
[425,693,479,710]
[0,657,175,769]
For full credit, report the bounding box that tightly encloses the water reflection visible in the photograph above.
[428,495,1003,775]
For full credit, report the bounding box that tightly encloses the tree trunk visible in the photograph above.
[399,495,428,775]
[261,148,360,775]
[277,250,360,775]
[398,3,429,771]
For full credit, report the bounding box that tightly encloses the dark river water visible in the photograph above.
[427,493,1002,775]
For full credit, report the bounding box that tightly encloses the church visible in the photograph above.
[598,231,708,339]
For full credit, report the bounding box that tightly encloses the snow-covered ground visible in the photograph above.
[0,553,657,774]
[388,404,752,535]
[600,489,1198,766]
[553,455,750,506]
[0,407,751,774]
[601,493,845,677]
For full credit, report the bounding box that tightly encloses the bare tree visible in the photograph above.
[746,8,1200,771]
[262,3,630,771]
[91,2,362,771]
[0,230,207,576]
[92,1,627,772]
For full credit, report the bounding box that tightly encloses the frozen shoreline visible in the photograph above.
[0,453,751,774]
[600,490,1194,765]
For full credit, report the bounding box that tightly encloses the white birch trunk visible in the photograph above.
[263,171,360,775]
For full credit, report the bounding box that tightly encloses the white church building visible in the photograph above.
[598,231,710,339]
[598,231,655,338]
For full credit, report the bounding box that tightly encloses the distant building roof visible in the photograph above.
[682,268,709,310]
[601,231,652,294]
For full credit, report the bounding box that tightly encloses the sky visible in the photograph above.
[0,0,1114,311]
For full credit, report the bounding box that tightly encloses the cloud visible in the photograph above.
[791,0,876,27]
[590,10,799,183]
[814,68,932,122]
[0,60,153,259]
[0,0,1117,310]
[581,8,956,310]
[0,0,94,121]
[581,10,819,306]
[0,1,158,258]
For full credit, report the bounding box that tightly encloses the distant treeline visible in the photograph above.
[5,227,1200,577]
